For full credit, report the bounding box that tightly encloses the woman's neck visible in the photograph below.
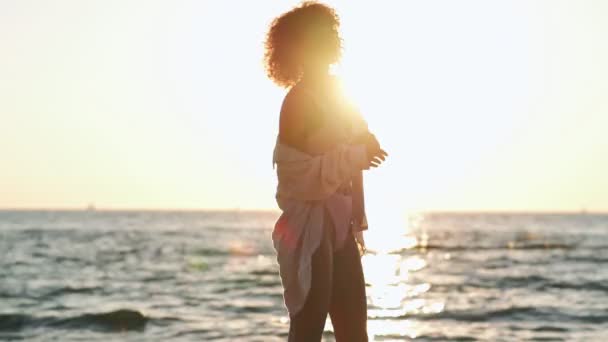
[301,65,330,86]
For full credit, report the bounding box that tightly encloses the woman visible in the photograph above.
[264,2,388,341]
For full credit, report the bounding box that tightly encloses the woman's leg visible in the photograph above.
[329,230,368,342]
[288,211,335,342]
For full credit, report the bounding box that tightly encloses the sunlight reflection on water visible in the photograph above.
[359,212,446,341]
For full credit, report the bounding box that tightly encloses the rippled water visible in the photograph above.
[1,210,607,341]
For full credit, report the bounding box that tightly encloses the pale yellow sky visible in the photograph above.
[1,1,607,212]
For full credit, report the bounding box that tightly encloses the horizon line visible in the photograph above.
[0,207,606,215]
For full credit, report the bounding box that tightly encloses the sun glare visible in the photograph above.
[326,1,582,212]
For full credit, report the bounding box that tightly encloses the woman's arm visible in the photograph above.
[303,116,349,155]
[305,117,387,168]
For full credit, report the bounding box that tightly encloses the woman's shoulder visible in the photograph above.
[280,84,312,123]
[278,83,322,149]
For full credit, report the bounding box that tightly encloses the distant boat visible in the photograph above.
[86,203,96,211]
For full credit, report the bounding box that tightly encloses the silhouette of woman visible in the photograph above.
[264,2,387,341]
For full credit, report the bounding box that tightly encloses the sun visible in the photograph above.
[327,0,534,213]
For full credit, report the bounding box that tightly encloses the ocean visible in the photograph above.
[1,210,607,341]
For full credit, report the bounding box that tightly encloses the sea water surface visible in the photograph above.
[1,210,607,341]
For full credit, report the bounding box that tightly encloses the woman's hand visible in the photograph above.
[363,133,388,169]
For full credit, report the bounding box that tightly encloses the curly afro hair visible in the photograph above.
[264,1,342,88]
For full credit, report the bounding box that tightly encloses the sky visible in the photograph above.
[1,0,607,212]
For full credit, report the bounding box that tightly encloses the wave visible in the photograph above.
[390,306,608,324]
[386,243,580,253]
[366,242,608,255]
[190,248,268,257]
[0,286,104,301]
[533,325,569,332]
[541,280,608,293]
[41,286,102,298]
[470,275,608,293]
[564,255,608,263]
[0,309,148,332]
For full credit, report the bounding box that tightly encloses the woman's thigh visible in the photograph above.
[329,231,368,341]
[288,213,335,342]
